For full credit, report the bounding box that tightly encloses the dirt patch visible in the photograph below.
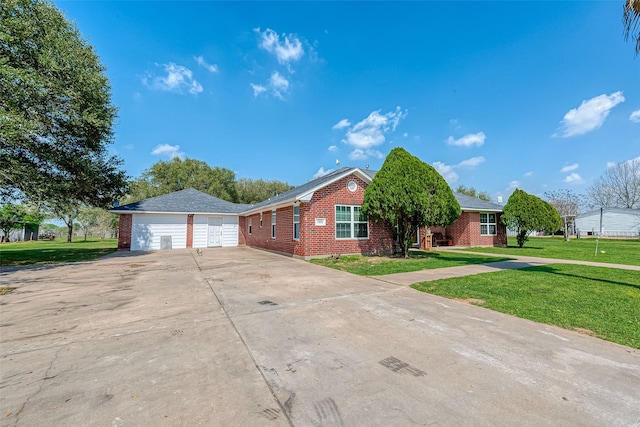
[574,327,596,337]
[128,264,146,268]
[454,298,486,305]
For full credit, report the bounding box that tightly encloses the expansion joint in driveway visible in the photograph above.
[190,251,295,427]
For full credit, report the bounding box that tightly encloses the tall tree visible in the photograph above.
[0,0,128,206]
[235,178,293,204]
[362,147,461,258]
[544,189,582,241]
[0,203,42,242]
[624,0,640,55]
[455,185,492,202]
[502,189,562,248]
[587,158,640,209]
[77,206,100,241]
[129,158,238,202]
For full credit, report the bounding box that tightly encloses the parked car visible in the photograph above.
[39,233,56,240]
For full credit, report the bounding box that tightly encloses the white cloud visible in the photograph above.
[560,163,579,173]
[250,71,290,100]
[606,161,616,168]
[194,55,218,73]
[432,156,485,183]
[332,119,351,130]
[250,83,267,97]
[555,91,625,137]
[143,63,203,95]
[151,144,185,159]
[457,156,486,168]
[524,171,533,177]
[563,172,584,184]
[403,132,408,138]
[339,107,407,160]
[313,167,333,179]
[446,132,486,147]
[630,110,640,123]
[433,161,459,183]
[328,145,338,152]
[269,71,290,99]
[255,28,304,64]
[348,149,384,161]
[507,180,520,191]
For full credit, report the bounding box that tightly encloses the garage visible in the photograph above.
[111,189,249,251]
[131,213,187,251]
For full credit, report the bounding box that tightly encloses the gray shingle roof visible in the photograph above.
[243,167,362,212]
[454,193,503,212]
[111,172,502,216]
[111,189,250,214]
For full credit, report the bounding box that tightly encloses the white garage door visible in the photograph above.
[131,214,187,251]
[208,216,239,247]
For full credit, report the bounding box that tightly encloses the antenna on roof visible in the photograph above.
[365,164,369,170]
[336,159,340,166]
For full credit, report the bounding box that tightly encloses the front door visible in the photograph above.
[208,217,223,247]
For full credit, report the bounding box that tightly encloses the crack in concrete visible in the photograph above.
[13,345,63,427]
[189,249,295,427]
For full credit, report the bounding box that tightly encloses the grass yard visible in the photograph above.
[412,264,640,349]
[310,251,513,275]
[463,236,640,266]
[0,238,118,267]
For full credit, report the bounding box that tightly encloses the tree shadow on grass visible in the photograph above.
[523,265,640,291]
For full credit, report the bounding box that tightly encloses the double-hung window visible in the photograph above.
[335,205,368,239]
[293,206,300,239]
[248,218,252,235]
[271,210,276,238]
[480,213,497,235]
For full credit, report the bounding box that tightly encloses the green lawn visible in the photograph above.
[463,236,640,266]
[310,251,513,275]
[412,264,640,349]
[0,238,118,267]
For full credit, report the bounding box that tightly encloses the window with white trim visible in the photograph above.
[248,218,252,235]
[480,213,497,235]
[293,205,300,239]
[335,205,368,239]
[259,212,263,228]
[271,210,276,238]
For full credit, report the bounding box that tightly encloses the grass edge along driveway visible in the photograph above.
[310,250,513,276]
[412,264,640,349]
[462,236,640,267]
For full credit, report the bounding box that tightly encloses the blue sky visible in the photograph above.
[56,1,639,202]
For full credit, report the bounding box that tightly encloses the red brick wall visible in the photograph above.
[421,212,507,248]
[446,211,507,247]
[242,206,305,255]
[241,173,394,258]
[117,214,132,250]
[186,214,194,248]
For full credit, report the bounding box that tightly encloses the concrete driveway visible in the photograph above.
[1,247,639,426]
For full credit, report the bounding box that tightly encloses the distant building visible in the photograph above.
[575,208,640,237]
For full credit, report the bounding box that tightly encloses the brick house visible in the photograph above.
[111,167,506,257]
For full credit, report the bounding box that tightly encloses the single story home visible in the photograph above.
[111,167,507,257]
[575,208,640,237]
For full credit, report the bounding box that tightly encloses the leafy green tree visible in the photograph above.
[624,0,640,55]
[77,206,100,241]
[362,147,461,258]
[235,178,293,204]
[455,185,492,202]
[129,158,237,202]
[0,0,128,206]
[0,203,41,242]
[45,200,81,243]
[502,189,562,248]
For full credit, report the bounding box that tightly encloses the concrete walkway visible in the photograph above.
[376,249,640,286]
